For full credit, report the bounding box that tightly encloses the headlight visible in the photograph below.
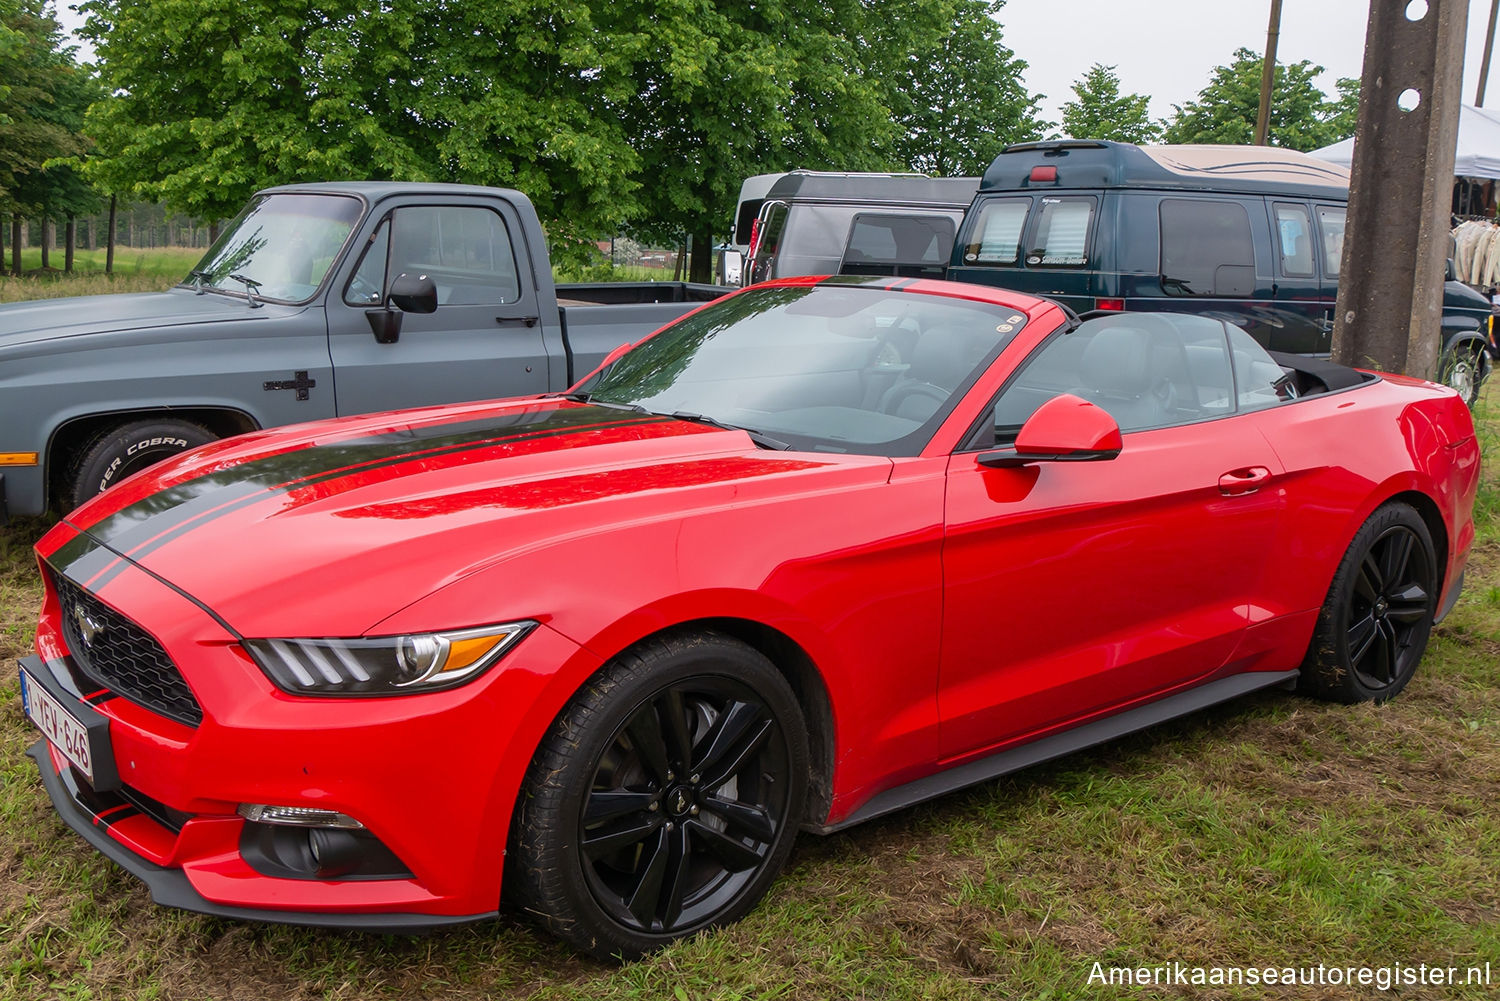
[243,621,535,696]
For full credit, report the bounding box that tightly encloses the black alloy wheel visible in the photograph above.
[507,632,807,960]
[1301,502,1437,703]
[580,677,790,935]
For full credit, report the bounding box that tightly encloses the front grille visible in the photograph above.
[52,570,204,727]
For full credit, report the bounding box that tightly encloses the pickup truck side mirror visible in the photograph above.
[366,272,438,344]
[976,394,1123,468]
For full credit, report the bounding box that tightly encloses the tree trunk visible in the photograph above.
[40,217,50,269]
[8,214,19,276]
[87,215,96,251]
[65,216,76,273]
[107,195,117,274]
[689,226,714,284]
[209,219,221,244]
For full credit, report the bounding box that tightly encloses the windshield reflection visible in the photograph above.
[183,194,363,304]
[584,284,1026,456]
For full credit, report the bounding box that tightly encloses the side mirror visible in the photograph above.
[389,272,438,314]
[977,394,1122,468]
[1445,258,1457,282]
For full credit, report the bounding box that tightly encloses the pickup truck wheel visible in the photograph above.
[66,419,216,511]
[506,631,807,960]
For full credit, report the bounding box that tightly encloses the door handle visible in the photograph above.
[496,316,539,327]
[1219,466,1273,496]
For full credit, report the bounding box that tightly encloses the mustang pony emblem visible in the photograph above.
[72,606,105,648]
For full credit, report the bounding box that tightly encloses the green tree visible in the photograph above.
[1058,63,1161,144]
[78,0,647,252]
[611,0,902,282]
[883,0,1047,177]
[0,0,91,270]
[1323,76,1360,143]
[1163,47,1350,151]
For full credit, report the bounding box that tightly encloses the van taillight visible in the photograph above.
[1095,297,1125,311]
[747,218,762,261]
[1029,166,1058,183]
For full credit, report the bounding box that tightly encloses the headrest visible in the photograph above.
[1081,326,1153,397]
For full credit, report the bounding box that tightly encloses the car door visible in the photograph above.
[325,198,551,416]
[938,314,1285,759]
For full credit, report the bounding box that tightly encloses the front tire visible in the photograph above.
[66,418,216,511]
[1299,501,1437,704]
[507,631,808,960]
[1439,344,1484,408]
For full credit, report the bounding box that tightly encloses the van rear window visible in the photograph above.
[1029,196,1095,267]
[961,198,1030,265]
[841,212,957,277]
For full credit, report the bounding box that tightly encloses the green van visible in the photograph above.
[948,140,1494,404]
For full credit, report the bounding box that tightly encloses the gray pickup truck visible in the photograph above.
[0,182,728,520]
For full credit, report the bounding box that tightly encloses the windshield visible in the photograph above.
[583,282,1027,455]
[183,193,363,304]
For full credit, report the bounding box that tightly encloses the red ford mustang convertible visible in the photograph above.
[21,277,1480,958]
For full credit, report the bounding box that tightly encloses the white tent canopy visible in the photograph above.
[1311,104,1500,180]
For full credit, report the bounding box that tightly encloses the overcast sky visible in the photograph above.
[1003,0,1500,125]
[51,0,1500,128]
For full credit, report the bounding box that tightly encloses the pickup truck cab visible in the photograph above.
[0,182,727,519]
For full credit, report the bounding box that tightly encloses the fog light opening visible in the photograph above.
[308,828,365,878]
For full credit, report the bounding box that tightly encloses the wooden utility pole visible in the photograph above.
[1254,0,1284,145]
[1478,0,1500,104]
[1332,0,1467,379]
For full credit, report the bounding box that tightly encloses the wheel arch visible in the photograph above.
[45,406,261,507]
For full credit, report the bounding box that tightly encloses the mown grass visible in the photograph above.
[0,247,200,302]
[0,274,1495,997]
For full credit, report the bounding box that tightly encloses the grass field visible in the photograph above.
[0,273,1495,997]
[0,247,200,302]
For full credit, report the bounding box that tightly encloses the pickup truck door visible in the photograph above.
[325,198,553,415]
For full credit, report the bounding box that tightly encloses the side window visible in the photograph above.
[748,200,789,283]
[1227,324,1296,411]
[985,314,1237,445]
[387,205,521,305]
[1027,196,1095,267]
[1159,198,1255,297]
[1273,203,1315,277]
[1316,205,1347,279]
[343,218,390,306]
[841,212,957,277]
[960,198,1031,266]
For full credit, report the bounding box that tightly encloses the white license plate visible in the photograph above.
[20,668,97,784]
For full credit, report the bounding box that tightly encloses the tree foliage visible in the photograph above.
[883,0,1047,177]
[0,0,89,214]
[606,0,897,278]
[1163,47,1352,151]
[78,0,648,249]
[1058,63,1160,144]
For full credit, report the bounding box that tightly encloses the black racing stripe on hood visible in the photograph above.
[46,531,133,593]
[80,407,672,559]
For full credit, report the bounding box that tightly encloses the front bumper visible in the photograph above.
[21,536,595,926]
[26,740,493,932]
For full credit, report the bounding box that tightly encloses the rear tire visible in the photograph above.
[506,631,807,960]
[66,418,216,511]
[1299,501,1437,704]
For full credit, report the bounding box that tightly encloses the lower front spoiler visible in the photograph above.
[26,741,496,933]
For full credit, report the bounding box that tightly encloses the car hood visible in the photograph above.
[54,399,865,637]
[0,288,266,349]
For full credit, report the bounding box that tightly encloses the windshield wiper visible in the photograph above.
[228,273,264,308]
[669,411,791,450]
